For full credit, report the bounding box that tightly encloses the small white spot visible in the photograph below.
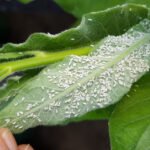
[90,44,95,47]
[5,119,10,124]
[71,38,75,41]
[88,18,93,21]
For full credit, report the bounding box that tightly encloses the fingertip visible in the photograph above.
[18,144,34,150]
[0,128,18,150]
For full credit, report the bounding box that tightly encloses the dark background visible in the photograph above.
[0,0,110,149]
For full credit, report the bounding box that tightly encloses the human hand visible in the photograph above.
[0,128,34,150]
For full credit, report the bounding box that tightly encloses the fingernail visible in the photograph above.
[2,129,17,150]
[25,144,30,150]
[25,144,33,150]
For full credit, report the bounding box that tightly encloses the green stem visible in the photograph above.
[0,46,92,81]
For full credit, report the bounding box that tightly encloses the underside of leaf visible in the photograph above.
[0,19,149,133]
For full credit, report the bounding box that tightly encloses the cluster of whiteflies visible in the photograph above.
[1,19,150,133]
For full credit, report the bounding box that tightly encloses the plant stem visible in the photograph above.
[0,46,92,81]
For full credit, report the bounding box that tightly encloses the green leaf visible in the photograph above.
[0,4,148,81]
[54,0,150,18]
[109,72,150,150]
[17,0,33,4]
[68,105,115,123]
[0,69,41,111]
[136,125,150,150]
[0,19,150,133]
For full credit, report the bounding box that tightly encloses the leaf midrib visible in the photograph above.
[2,33,150,127]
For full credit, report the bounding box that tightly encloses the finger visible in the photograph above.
[18,144,34,150]
[0,137,9,150]
[0,128,18,150]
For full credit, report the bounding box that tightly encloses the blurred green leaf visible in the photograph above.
[17,0,33,4]
[54,0,150,18]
